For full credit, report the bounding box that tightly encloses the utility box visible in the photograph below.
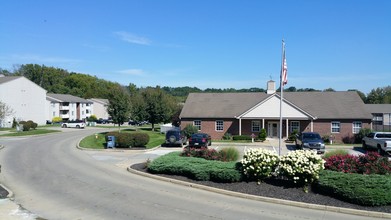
[107,136,116,149]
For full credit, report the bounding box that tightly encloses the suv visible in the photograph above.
[165,130,187,147]
[295,132,325,154]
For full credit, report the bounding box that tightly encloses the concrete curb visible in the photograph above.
[0,145,14,199]
[76,137,161,152]
[127,165,391,219]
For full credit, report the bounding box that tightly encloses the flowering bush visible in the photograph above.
[324,151,391,175]
[278,150,325,189]
[180,147,239,162]
[241,148,279,181]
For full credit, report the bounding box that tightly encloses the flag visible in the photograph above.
[281,41,288,86]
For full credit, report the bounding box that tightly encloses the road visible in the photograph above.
[0,128,382,220]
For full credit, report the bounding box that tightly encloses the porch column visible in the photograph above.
[262,118,265,129]
[239,118,242,135]
[285,118,289,138]
[310,120,313,132]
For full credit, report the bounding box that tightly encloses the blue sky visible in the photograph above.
[1,0,390,94]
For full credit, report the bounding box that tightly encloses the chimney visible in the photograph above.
[266,80,276,94]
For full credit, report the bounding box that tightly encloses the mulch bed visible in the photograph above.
[131,163,391,214]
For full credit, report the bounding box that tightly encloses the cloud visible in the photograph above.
[114,31,151,45]
[117,69,146,76]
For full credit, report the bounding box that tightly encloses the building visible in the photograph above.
[88,98,109,119]
[0,76,47,127]
[366,104,391,131]
[46,93,92,122]
[180,81,372,143]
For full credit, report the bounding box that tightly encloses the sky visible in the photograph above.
[0,0,390,94]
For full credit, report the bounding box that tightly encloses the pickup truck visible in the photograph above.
[362,132,391,156]
[61,120,86,129]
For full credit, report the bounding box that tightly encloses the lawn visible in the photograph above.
[0,128,60,136]
[79,127,165,149]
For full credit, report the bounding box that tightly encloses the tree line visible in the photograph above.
[1,64,390,128]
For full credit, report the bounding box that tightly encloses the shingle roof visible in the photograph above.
[89,98,109,105]
[0,76,22,84]
[365,104,391,113]
[47,93,92,103]
[180,91,372,119]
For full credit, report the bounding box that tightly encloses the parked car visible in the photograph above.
[62,120,85,129]
[96,118,109,124]
[295,132,325,154]
[165,130,187,147]
[362,132,391,156]
[188,133,212,148]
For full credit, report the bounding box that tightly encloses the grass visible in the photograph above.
[79,127,165,149]
[0,128,60,136]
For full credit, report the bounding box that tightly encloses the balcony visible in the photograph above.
[60,105,70,110]
[60,114,70,118]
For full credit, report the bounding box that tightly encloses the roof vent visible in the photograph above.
[266,80,276,94]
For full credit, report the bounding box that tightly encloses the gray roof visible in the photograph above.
[89,98,109,105]
[47,93,92,103]
[0,76,21,84]
[365,104,391,114]
[180,91,372,119]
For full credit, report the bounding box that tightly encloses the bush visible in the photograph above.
[324,152,391,175]
[131,132,150,147]
[241,148,279,181]
[148,152,242,182]
[315,170,391,206]
[322,149,349,160]
[26,120,37,130]
[354,128,372,144]
[232,135,252,141]
[258,129,267,142]
[19,121,31,131]
[12,118,18,128]
[278,150,325,190]
[104,132,149,148]
[52,116,63,123]
[222,132,232,140]
[87,115,98,122]
[182,124,198,138]
[218,147,240,162]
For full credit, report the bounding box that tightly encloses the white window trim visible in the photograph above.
[352,121,362,134]
[193,120,201,131]
[331,121,340,133]
[215,120,224,132]
[251,121,261,132]
[290,121,300,133]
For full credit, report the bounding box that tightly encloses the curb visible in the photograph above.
[127,166,391,219]
[0,145,14,199]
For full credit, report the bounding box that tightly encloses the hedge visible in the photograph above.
[232,135,252,141]
[147,152,242,183]
[315,170,391,206]
[104,132,149,148]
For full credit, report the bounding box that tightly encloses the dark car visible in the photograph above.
[96,118,109,124]
[295,132,325,154]
[165,130,187,147]
[188,133,212,148]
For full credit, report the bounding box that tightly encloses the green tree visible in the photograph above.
[132,87,177,131]
[366,87,386,104]
[107,86,131,129]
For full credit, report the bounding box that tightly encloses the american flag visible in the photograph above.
[281,41,288,86]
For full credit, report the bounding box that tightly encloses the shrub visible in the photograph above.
[354,128,372,144]
[258,129,267,142]
[278,150,325,190]
[52,116,63,123]
[324,152,391,175]
[241,148,279,181]
[232,135,252,141]
[222,132,232,140]
[26,120,37,129]
[218,147,240,162]
[322,149,349,160]
[87,115,98,122]
[131,133,149,147]
[12,118,18,128]
[315,170,391,206]
[182,124,198,138]
[148,152,242,182]
[19,121,31,131]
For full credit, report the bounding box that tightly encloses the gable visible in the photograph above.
[239,95,313,119]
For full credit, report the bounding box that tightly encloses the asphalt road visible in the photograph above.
[0,128,381,220]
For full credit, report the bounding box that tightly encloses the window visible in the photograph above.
[252,121,260,132]
[352,121,362,134]
[331,121,340,133]
[215,120,224,131]
[53,111,55,116]
[193,120,201,131]
[290,121,300,133]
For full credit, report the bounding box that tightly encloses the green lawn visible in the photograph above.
[0,128,60,136]
[79,127,165,149]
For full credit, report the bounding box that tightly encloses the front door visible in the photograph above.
[268,122,279,137]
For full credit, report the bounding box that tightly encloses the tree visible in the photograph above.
[366,87,386,104]
[131,87,177,131]
[348,89,366,102]
[107,86,131,129]
[0,101,14,124]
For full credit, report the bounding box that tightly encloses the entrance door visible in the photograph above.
[268,122,279,137]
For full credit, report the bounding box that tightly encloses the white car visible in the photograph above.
[61,121,86,129]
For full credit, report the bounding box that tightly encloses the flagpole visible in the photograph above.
[279,40,285,156]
